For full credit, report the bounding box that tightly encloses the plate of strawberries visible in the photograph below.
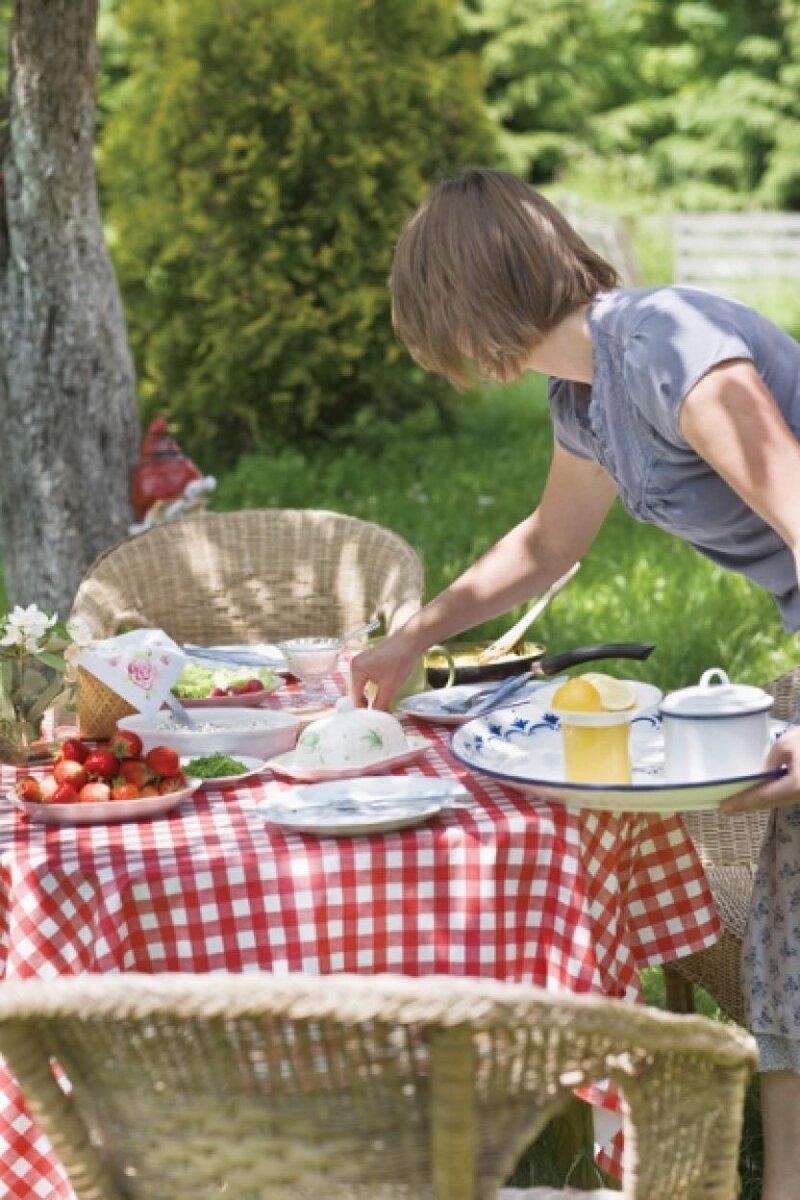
[11,729,201,825]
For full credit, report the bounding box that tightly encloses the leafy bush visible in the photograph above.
[99,0,495,459]
[459,0,800,210]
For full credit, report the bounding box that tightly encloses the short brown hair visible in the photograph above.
[390,167,619,389]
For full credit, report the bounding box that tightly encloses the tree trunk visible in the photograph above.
[0,0,139,617]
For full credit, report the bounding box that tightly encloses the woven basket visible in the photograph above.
[77,669,136,740]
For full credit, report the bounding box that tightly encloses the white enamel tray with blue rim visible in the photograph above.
[449,700,787,814]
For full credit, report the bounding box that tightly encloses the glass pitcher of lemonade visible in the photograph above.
[552,674,638,786]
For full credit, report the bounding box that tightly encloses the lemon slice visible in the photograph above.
[551,676,603,713]
[581,673,637,711]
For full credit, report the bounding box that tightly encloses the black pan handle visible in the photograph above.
[535,642,655,677]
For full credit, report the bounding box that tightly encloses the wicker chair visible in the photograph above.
[0,972,756,1200]
[663,665,800,1025]
[69,508,425,643]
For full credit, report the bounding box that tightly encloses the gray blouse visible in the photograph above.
[548,286,800,632]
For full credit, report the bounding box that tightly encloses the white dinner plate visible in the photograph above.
[525,679,664,726]
[180,754,267,789]
[260,775,467,836]
[396,679,556,726]
[267,736,434,783]
[449,703,788,813]
[10,780,201,826]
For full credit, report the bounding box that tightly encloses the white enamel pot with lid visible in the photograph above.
[659,667,774,783]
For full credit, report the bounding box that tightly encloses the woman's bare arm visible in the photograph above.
[681,359,800,811]
[680,359,800,582]
[350,442,618,708]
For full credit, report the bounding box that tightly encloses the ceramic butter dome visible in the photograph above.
[293,698,409,769]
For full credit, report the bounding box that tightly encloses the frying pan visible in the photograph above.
[423,640,655,689]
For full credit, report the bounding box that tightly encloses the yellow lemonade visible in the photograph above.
[552,675,636,785]
[560,722,632,785]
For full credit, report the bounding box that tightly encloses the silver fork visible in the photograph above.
[438,683,510,714]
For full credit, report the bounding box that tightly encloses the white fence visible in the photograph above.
[674,212,800,293]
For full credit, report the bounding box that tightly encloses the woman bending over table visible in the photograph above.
[349,167,800,1200]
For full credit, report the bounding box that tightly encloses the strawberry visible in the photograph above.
[15,775,42,804]
[110,728,143,760]
[78,781,112,804]
[145,745,181,778]
[53,759,89,791]
[52,782,80,805]
[60,737,90,763]
[110,782,140,801]
[138,785,160,797]
[228,677,265,696]
[119,758,154,788]
[158,771,189,794]
[39,776,60,803]
[83,750,119,779]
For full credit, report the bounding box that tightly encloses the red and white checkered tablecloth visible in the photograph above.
[0,679,721,1197]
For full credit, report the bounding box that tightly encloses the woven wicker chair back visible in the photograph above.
[0,973,756,1200]
[69,509,425,642]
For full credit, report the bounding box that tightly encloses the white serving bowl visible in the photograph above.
[117,708,300,760]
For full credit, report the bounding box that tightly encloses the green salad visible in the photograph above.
[172,663,276,699]
[184,754,250,778]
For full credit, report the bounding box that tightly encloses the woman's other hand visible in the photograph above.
[348,632,420,711]
[721,726,800,813]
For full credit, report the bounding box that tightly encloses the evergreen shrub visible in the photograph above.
[100,0,495,458]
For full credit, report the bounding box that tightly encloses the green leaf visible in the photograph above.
[37,652,67,673]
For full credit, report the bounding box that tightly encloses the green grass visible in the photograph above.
[215,375,800,694]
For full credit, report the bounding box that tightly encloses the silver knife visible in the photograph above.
[467,672,567,718]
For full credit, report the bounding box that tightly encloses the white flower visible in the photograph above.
[66,616,93,647]
[0,604,55,648]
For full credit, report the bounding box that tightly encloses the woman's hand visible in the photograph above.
[348,632,420,711]
[721,725,800,813]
